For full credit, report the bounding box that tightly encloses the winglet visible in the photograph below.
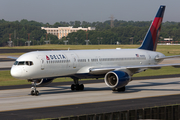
[139,5,166,51]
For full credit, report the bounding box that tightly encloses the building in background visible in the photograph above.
[164,37,173,44]
[41,26,95,39]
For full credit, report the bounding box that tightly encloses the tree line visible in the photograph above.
[0,19,180,46]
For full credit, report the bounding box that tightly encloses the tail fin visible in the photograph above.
[139,5,165,51]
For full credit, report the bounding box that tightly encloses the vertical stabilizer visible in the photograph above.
[139,5,165,51]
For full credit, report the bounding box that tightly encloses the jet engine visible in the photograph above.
[104,71,131,89]
[29,78,54,86]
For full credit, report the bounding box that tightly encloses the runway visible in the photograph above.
[0,77,180,119]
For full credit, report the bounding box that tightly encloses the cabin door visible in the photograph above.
[39,55,45,70]
[71,54,77,68]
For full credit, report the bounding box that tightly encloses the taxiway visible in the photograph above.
[1,54,180,119]
[0,77,180,112]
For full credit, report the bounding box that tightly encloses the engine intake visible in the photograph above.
[104,71,131,89]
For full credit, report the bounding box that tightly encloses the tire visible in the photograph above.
[35,91,39,96]
[79,84,84,90]
[76,84,80,90]
[117,86,126,92]
[31,90,35,95]
[112,88,117,91]
[121,86,126,92]
[71,84,75,91]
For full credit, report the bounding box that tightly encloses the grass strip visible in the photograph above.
[1,44,180,56]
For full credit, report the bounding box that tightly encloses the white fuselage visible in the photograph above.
[10,48,165,80]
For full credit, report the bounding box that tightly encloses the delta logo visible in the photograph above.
[46,54,66,60]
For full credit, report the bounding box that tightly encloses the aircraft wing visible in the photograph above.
[155,55,180,60]
[89,63,180,75]
[7,56,18,60]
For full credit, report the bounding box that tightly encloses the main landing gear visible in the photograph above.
[112,86,126,92]
[31,80,39,96]
[71,78,84,91]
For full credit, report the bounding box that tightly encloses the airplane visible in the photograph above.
[10,5,180,96]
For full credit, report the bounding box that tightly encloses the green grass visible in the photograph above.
[0,53,24,56]
[0,66,180,86]
[0,71,28,86]
[1,44,180,56]
[133,66,180,77]
[0,44,138,50]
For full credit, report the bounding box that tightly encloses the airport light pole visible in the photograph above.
[26,33,31,46]
[8,34,13,47]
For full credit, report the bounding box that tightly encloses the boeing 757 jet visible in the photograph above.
[10,5,180,95]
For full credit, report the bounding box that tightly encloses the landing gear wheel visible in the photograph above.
[120,86,126,92]
[75,84,80,90]
[30,80,39,96]
[71,78,85,91]
[31,90,35,95]
[71,84,75,91]
[79,84,84,90]
[112,86,126,92]
[35,90,39,96]
[31,90,39,96]
[71,84,84,91]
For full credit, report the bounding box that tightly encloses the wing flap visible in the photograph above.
[89,67,118,74]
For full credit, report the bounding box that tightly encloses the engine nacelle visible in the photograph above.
[104,71,131,89]
[35,78,54,86]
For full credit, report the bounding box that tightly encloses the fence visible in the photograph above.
[47,105,180,120]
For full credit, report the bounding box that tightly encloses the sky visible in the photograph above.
[0,0,180,24]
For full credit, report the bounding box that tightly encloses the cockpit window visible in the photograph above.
[18,61,25,65]
[14,61,34,66]
[14,61,18,65]
[25,61,33,66]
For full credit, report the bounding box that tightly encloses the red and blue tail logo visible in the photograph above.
[139,5,165,51]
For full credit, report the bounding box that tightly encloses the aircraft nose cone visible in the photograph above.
[10,66,22,79]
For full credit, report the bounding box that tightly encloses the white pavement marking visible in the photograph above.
[0,77,180,112]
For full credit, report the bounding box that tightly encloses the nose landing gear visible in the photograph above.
[31,80,39,96]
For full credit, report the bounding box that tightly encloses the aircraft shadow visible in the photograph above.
[35,81,180,96]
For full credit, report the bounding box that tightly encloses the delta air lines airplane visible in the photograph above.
[10,5,180,95]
